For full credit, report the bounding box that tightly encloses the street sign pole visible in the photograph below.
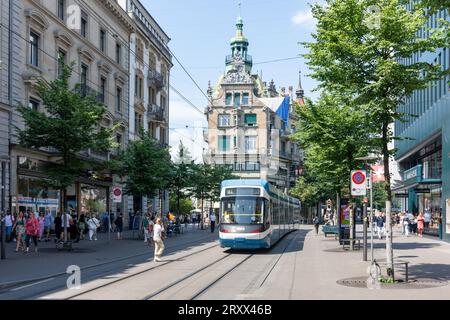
[363,197,368,261]
[370,169,374,263]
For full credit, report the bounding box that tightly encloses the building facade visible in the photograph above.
[7,0,133,218]
[1,0,172,224]
[118,0,172,215]
[204,15,303,191]
[394,7,448,240]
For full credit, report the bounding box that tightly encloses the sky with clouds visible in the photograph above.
[141,0,323,161]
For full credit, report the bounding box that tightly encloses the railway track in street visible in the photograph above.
[47,229,302,300]
[146,230,301,300]
[63,242,220,300]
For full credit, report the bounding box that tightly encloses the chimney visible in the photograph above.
[281,87,286,96]
[288,86,293,99]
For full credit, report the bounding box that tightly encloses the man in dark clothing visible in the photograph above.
[128,209,133,230]
[313,216,320,235]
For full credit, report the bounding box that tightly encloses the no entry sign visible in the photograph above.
[112,187,122,203]
[351,170,367,196]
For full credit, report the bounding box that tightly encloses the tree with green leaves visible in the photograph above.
[169,194,194,216]
[304,0,448,279]
[113,130,173,214]
[16,63,115,214]
[188,164,235,229]
[168,141,195,216]
[290,93,374,206]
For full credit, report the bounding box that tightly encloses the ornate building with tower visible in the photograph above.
[204,14,304,191]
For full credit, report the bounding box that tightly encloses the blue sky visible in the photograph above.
[141,0,322,160]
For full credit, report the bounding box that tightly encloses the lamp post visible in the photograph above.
[356,155,378,263]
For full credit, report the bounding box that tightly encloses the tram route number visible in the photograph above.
[178,304,272,318]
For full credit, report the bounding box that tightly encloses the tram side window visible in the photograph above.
[274,198,279,226]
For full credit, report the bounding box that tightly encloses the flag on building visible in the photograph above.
[371,165,385,182]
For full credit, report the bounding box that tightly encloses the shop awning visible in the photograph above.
[392,179,442,194]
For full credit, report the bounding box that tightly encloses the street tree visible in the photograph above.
[188,164,235,229]
[304,0,448,279]
[169,141,195,216]
[114,130,173,215]
[16,63,115,214]
[291,94,374,206]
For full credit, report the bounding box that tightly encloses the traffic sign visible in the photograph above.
[112,187,122,203]
[351,170,367,196]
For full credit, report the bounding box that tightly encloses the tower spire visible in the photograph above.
[296,70,304,98]
[296,69,305,105]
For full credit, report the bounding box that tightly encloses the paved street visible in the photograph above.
[1,224,449,300]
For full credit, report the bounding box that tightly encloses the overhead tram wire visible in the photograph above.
[0,22,210,129]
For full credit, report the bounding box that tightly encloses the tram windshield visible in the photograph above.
[221,197,267,225]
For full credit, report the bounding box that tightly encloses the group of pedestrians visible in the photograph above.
[399,212,428,237]
[1,209,117,253]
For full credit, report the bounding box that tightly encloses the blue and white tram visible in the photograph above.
[219,179,301,249]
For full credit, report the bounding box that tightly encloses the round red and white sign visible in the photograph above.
[113,188,122,196]
[352,171,366,185]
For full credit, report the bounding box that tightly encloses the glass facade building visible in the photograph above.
[394,6,449,240]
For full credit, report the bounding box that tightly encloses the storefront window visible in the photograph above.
[417,185,441,230]
[15,176,60,216]
[80,184,107,216]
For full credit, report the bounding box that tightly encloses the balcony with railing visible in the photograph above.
[147,104,165,121]
[225,54,252,65]
[148,69,165,89]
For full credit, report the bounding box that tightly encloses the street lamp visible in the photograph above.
[355,155,379,263]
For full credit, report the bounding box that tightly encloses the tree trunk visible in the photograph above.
[382,122,394,280]
[177,188,181,216]
[201,192,204,230]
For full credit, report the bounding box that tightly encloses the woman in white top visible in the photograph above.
[153,218,165,262]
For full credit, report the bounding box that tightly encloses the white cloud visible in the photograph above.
[291,10,315,27]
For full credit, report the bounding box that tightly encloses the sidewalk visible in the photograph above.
[0,225,217,288]
[260,224,450,299]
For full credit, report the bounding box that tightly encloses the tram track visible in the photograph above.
[192,230,302,300]
[58,230,301,300]
[147,230,301,300]
[60,242,220,300]
[1,232,217,296]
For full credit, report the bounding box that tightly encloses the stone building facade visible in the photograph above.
[204,15,304,191]
[118,0,172,215]
[1,0,172,224]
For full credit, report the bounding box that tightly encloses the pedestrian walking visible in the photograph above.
[54,213,62,242]
[417,212,425,237]
[114,213,123,240]
[376,213,385,239]
[143,214,150,243]
[313,215,320,235]
[424,211,431,229]
[410,214,418,235]
[38,212,45,241]
[210,212,217,233]
[25,212,39,253]
[153,218,165,262]
[77,214,86,241]
[44,209,53,242]
[60,211,73,241]
[13,211,26,252]
[87,214,100,241]
[402,212,410,236]
[128,209,133,230]
[4,210,14,242]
